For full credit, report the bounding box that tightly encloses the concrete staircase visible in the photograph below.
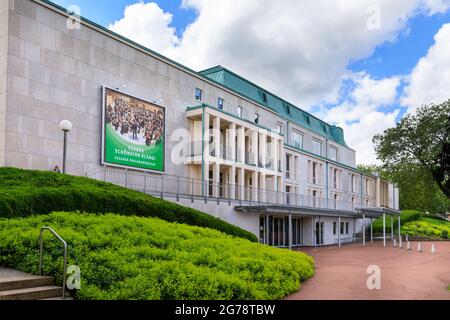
[0,267,64,300]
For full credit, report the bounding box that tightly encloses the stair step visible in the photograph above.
[0,286,63,300]
[0,276,55,291]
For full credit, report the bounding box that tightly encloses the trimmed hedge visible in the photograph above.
[372,210,422,233]
[0,168,257,242]
[0,212,314,300]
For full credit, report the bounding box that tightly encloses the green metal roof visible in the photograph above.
[200,66,348,147]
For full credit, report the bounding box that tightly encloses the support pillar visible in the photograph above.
[370,217,373,243]
[213,162,220,198]
[288,212,293,250]
[338,217,341,248]
[383,213,386,248]
[260,173,266,203]
[238,167,245,200]
[237,127,245,164]
[229,166,236,200]
[391,215,394,241]
[362,214,366,246]
[252,170,258,202]
[202,112,210,197]
[398,214,402,248]
[230,123,236,162]
[318,216,322,247]
[213,116,221,158]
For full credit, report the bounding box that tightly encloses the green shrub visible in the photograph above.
[0,168,257,242]
[0,212,314,300]
[441,230,448,239]
[372,210,422,233]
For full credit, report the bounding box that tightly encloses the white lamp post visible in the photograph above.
[59,120,72,174]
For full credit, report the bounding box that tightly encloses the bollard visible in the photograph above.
[393,238,397,247]
[417,242,422,252]
[407,241,411,250]
[399,241,403,249]
[405,234,409,242]
[431,243,436,254]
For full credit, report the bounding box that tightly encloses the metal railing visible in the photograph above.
[39,227,67,299]
[86,167,369,211]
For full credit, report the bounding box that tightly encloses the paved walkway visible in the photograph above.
[287,241,450,300]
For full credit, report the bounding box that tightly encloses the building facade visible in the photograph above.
[0,0,400,247]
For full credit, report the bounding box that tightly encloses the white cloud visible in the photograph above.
[341,110,400,164]
[319,73,401,165]
[108,2,179,55]
[401,23,450,112]
[107,0,450,164]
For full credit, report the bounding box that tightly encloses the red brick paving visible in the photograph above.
[287,241,450,300]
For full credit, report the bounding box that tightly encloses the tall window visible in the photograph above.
[291,131,303,149]
[195,88,202,101]
[346,222,349,234]
[237,106,243,117]
[329,146,337,161]
[276,123,282,134]
[333,168,339,189]
[340,222,345,235]
[333,222,337,235]
[312,139,323,156]
[218,97,224,110]
[312,163,318,185]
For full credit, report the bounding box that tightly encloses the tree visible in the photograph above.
[373,100,450,199]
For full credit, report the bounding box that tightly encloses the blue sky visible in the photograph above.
[50,0,450,164]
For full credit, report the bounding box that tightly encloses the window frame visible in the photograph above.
[237,106,243,118]
[329,146,338,161]
[218,97,224,110]
[195,88,203,101]
[312,139,323,156]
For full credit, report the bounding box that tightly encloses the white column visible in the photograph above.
[318,216,322,247]
[260,173,266,203]
[252,170,258,202]
[370,217,373,243]
[362,214,366,246]
[230,166,236,200]
[376,176,381,207]
[288,212,293,250]
[230,123,236,162]
[398,214,402,247]
[213,162,220,198]
[214,116,221,158]
[252,130,258,166]
[202,112,210,196]
[391,215,394,241]
[237,127,245,163]
[272,136,278,171]
[338,217,341,247]
[259,132,266,169]
[238,167,245,200]
[383,213,386,248]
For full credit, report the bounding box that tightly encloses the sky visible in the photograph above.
[53,0,450,164]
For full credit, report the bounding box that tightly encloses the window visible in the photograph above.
[276,123,282,134]
[195,88,202,101]
[291,130,303,149]
[254,113,259,124]
[237,106,243,118]
[218,97,224,110]
[333,168,339,189]
[340,222,345,235]
[312,139,322,156]
[312,163,318,185]
[333,222,337,235]
[346,222,349,234]
[329,146,338,161]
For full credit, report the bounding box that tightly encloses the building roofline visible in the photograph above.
[200,65,344,134]
[36,0,354,151]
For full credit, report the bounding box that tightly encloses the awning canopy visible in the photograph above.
[356,207,401,217]
[235,205,400,219]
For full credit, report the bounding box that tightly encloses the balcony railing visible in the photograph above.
[86,167,372,212]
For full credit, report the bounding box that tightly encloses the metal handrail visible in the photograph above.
[39,227,67,299]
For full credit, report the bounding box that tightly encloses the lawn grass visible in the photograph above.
[0,168,257,242]
[0,212,314,300]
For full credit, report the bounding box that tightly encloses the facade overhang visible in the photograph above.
[235,205,361,218]
[356,207,401,217]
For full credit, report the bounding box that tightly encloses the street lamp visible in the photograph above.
[59,120,72,174]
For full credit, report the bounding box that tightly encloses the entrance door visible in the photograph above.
[315,221,324,245]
